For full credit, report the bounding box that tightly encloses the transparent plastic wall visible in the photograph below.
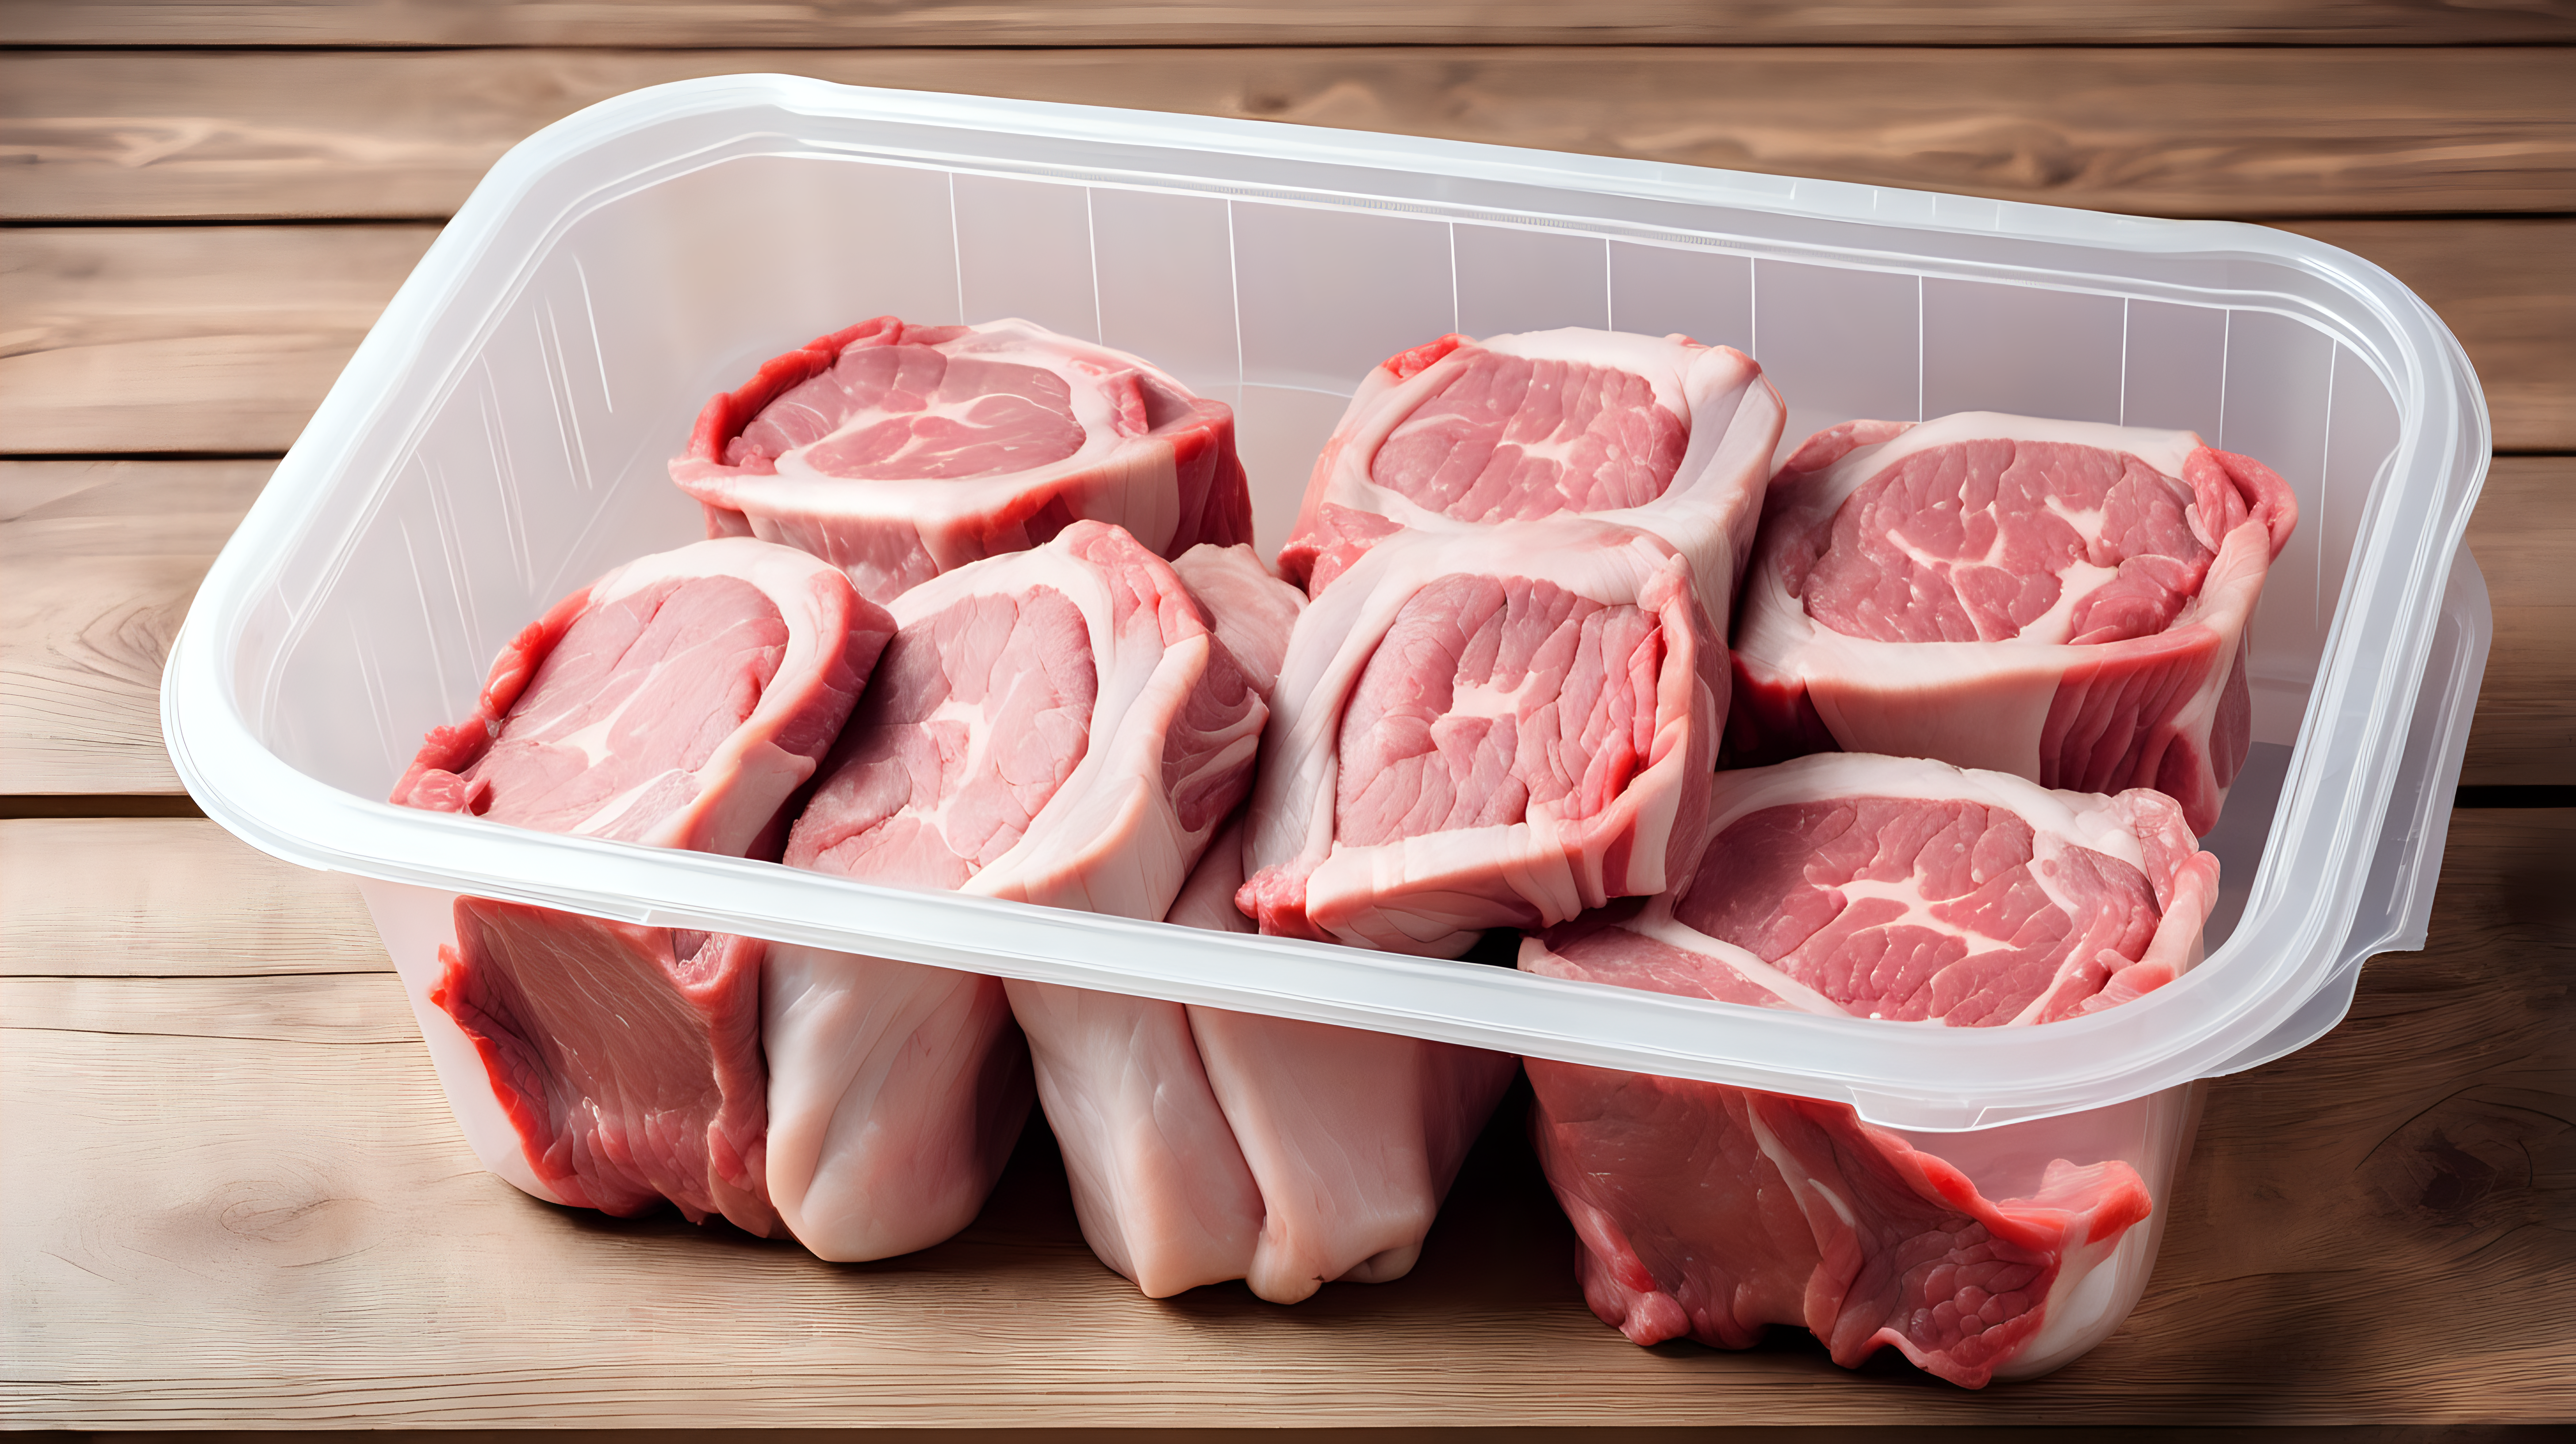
[250,148,2400,905]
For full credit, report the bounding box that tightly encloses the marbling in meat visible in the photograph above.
[671,316,1253,604]
[1277,327,1780,619]
[766,521,1269,1260]
[390,538,892,1234]
[1520,753,2216,1384]
[1240,519,1722,957]
[1002,548,1517,1300]
[1729,412,2298,833]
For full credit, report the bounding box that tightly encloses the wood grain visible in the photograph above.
[2461,457,2576,787]
[0,226,436,458]
[7,1,2570,47]
[5,47,2570,223]
[0,809,2564,1426]
[0,461,273,794]
[2282,219,2576,458]
[0,818,383,977]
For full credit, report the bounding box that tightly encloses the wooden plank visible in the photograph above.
[2286,219,2576,457]
[2460,457,2576,787]
[0,818,384,977]
[5,48,2571,223]
[0,461,273,794]
[0,809,2565,1426]
[7,1,2571,48]
[0,225,437,457]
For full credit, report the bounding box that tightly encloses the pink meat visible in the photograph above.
[1002,548,1518,1301]
[1371,348,1688,519]
[391,538,892,1233]
[671,316,1253,605]
[1278,328,1780,624]
[737,346,1084,481]
[1523,1066,2153,1388]
[1803,442,2212,647]
[1239,519,1721,957]
[1729,412,2298,833]
[785,587,1099,890]
[436,905,773,1233]
[767,521,1269,1261]
[1518,752,2218,1383]
[1335,576,1665,847]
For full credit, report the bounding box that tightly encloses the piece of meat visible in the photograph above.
[1238,519,1723,957]
[767,520,1269,1260]
[1518,752,2216,1384]
[1729,412,2299,833]
[670,315,1254,605]
[391,538,892,1234]
[1276,328,1781,619]
[1002,549,1518,1300]
[1523,1071,2153,1388]
[436,906,773,1231]
[1179,817,1518,1300]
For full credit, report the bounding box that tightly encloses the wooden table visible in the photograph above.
[4,4,2571,1432]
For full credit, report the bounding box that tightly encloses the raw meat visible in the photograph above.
[437,904,774,1231]
[1729,412,2299,833]
[391,538,893,1234]
[1239,519,1724,956]
[670,315,1255,605]
[1178,817,1518,1300]
[1526,753,2218,1025]
[765,521,1269,1260]
[1002,549,1518,1300]
[1277,327,1782,618]
[1524,1075,2153,1388]
[1519,752,2216,1384]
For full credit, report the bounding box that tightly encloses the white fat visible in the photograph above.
[2008,559,2125,647]
[1445,670,1546,721]
[567,766,687,838]
[1622,911,1848,1018]
[1741,1104,1859,1230]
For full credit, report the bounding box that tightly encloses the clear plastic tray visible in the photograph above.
[164,79,2488,1160]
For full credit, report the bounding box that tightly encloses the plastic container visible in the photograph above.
[162,77,2491,1376]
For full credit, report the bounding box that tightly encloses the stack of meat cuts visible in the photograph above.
[670,315,1253,604]
[378,296,2304,1386]
[1004,548,1521,1300]
[1519,753,2220,1386]
[391,537,893,1235]
[766,520,1269,1259]
[1239,520,1725,955]
[1729,412,2299,832]
[1240,327,1782,955]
